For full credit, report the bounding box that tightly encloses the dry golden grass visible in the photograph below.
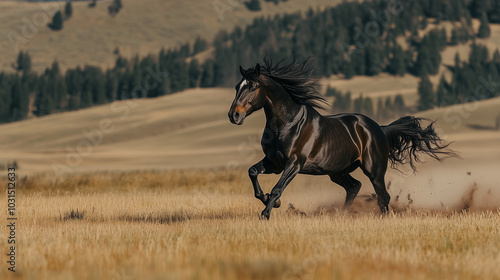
[1,170,499,280]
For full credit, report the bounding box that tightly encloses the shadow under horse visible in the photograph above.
[228,58,457,220]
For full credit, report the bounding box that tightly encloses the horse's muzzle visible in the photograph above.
[228,110,246,125]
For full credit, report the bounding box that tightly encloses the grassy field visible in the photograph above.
[0,170,499,280]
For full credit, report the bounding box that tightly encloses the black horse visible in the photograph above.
[228,58,456,220]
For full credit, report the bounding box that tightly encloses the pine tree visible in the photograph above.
[353,94,363,113]
[366,46,382,76]
[188,59,200,88]
[448,53,461,104]
[493,49,500,64]
[245,0,262,11]
[200,60,215,87]
[440,28,447,47]
[490,1,500,23]
[469,0,490,18]
[388,45,406,76]
[13,51,31,74]
[362,97,374,117]
[344,91,352,112]
[200,59,215,87]
[478,12,491,38]
[376,98,385,120]
[48,11,63,31]
[83,66,106,104]
[46,61,67,110]
[394,94,405,114]
[192,37,209,55]
[342,61,355,79]
[487,61,499,97]
[332,90,352,112]
[169,59,189,92]
[325,87,339,97]
[454,52,461,69]
[468,43,489,69]
[420,16,428,29]
[450,28,459,45]
[418,74,435,111]
[10,76,30,121]
[383,96,393,120]
[35,78,55,116]
[80,90,93,108]
[403,49,414,72]
[414,46,430,76]
[108,0,123,16]
[65,1,73,19]
[385,96,392,111]
[493,49,500,73]
[415,36,441,76]
[436,75,447,107]
[105,70,118,101]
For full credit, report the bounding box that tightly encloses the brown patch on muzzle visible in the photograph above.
[234,105,245,113]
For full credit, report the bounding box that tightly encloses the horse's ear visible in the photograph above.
[255,63,261,76]
[239,65,246,76]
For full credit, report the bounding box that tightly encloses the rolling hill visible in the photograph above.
[0,0,346,73]
[1,85,499,174]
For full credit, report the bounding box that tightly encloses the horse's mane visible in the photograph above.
[245,57,328,110]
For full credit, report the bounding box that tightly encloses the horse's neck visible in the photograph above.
[263,82,306,131]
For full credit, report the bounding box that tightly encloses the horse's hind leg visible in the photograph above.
[361,162,391,214]
[329,174,361,208]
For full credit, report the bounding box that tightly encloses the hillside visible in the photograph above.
[2,1,500,125]
[0,0,345,73]
[322,21,500,109]
[1,86,499,174]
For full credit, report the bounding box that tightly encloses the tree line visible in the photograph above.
[418,44,500,111]
[0,0,498,123]
[326,87,407,122]
[0,37,208,122]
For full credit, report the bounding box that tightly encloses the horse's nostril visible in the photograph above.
[234,112,240,120]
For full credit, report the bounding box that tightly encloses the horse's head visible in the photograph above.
[228,63,267,125]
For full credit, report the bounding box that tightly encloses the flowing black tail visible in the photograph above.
[381,116,459,171]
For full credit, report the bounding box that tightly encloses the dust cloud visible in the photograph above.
[385,163,500,211]
[282,161,500,215]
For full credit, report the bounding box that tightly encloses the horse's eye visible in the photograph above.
[250,86,258,92]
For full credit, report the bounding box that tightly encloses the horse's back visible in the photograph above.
[325,113,382,131]
[324,113,388,147]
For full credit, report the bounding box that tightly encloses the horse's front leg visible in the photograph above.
[261,154,303,220]
[249,157,282,207]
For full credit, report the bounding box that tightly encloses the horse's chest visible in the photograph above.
[261,136,287,168]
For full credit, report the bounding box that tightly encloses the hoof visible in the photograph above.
[263,193,281,208]
[260,210,270,220]
[274,198,281,208]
